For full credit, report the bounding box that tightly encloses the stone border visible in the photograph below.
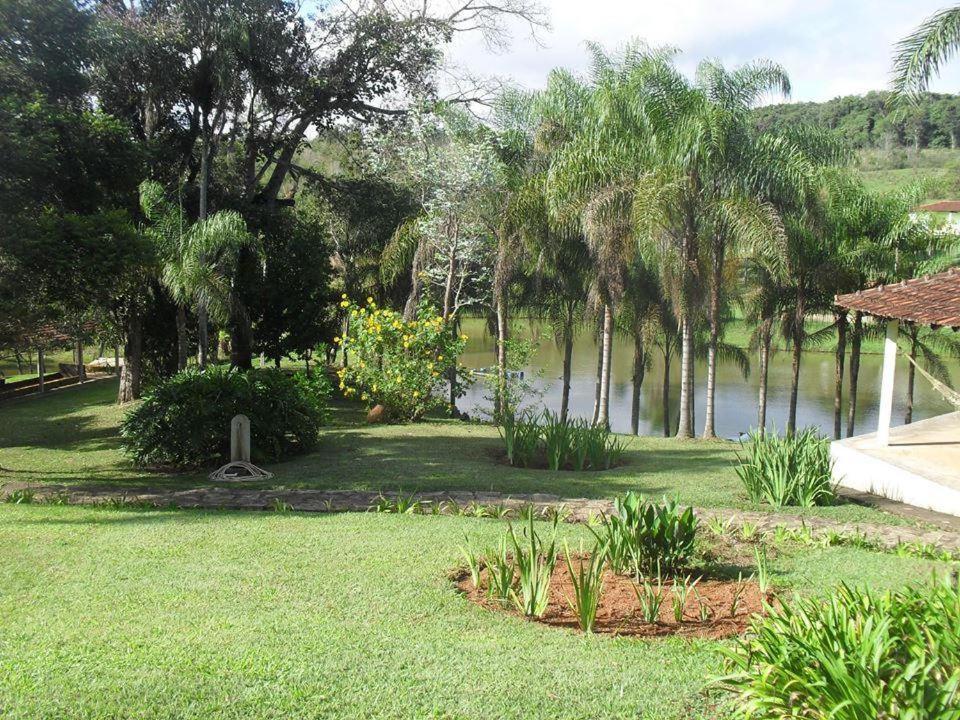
[5,485,960,553]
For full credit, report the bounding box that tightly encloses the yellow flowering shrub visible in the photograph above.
[335,299,466,420]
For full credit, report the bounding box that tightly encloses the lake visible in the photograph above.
[456,317,957,439]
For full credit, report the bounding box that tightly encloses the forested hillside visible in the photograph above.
[753,91,960,150]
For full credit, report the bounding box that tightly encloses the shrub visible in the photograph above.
[120,366,329,468]
[720,579,960,719]
[335,298,466,421]
[735,427,837,508]
[593,493,698,576]
[499,410,627,471]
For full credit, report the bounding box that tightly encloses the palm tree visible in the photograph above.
[539,50,661,429]
[893,6,960,99]
[139,181,251,369]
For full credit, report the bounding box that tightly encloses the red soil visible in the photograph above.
[456,556,771,639]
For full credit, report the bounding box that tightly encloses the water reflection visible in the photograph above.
[457,318,956,439]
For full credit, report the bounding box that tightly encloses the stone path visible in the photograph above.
[7,483,960,553]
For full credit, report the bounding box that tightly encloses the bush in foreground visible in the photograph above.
[735,427,836,508]
[121,366,330,468]
[720,579,960,719]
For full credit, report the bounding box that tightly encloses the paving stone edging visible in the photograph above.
[7,485,960,553]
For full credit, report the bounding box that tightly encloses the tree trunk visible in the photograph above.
[403,239,423,321]
[905,331,918,425]
[496,296,508,417]
[118,313,143,404]
[596,304,614,428]
[630,331,645,435]
[114,345,120,376]
[37,347,45,393]
[832,311,847,440]
[703,244,723,438]
[560,311,574,423]
[662,348,672,437]
[787,333,803,436]
[197,113,211,368]
[846,311,863,437]
[592,315,603,424]
[757,317,772,436]
[176,304,189,371]
[676,315,695,438]
[75,337,86,382]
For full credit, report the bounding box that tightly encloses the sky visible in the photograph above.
[445,0,960,103]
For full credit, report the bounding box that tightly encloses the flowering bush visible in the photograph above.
[335,298,467,420]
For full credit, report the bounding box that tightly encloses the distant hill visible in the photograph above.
[752,91,960,151]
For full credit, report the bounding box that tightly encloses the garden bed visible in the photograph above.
[456,556,770,639]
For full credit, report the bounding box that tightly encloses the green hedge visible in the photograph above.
[120,366,330,468]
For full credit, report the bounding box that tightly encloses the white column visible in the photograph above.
[876,319,899,447]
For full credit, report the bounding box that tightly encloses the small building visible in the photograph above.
[831,268,960,516]
[911,200,960,233]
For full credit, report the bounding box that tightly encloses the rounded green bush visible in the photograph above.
[120,366,330,468]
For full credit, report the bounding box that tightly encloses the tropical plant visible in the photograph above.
[139,180,252,370]
[335,299,466,421]
[499,410,627,470]
[508,515,558,618]
[719,578,960,719]
[563,540,608,633]
[735,427,837,508]
[634,569,666,623]
[594,493,698,576]
[671,574,700,623]
[120,366,329,468]
[485,537,516,603]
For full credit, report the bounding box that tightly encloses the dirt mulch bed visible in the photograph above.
[456,556,771,639]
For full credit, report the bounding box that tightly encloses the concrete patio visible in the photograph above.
[832,411,960,517]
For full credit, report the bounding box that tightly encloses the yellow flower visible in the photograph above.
[437,355,443,361]
[340,300,349,308]
[412,390,419,398]
[341,293,347,299]
[366,296,374,304]
[461,334,469,341]
[333,336,341,344]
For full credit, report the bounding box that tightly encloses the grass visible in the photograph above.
[0,503,947,720]
[0,380,910,525]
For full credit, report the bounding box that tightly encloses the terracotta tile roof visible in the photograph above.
[835,267,960,328]
[916,201,960,213]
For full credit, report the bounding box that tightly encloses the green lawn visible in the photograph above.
[0,379,908,525]
[0,503,945,720]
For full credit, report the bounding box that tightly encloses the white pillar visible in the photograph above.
[876,319,899,447]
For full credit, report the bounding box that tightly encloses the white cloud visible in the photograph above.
[445,0,960,102]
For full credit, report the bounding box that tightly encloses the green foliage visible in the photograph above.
[336,299,466,421]
[671,574,699,623]
[499,410,627,471]
[720,579,960,719]
[484,537,515,603]
[563,540,607,633]
[735,427,837,508]
[120,366,329,468]
[593,493,698,576]
[634,570,666,624]
[508,515,558,618]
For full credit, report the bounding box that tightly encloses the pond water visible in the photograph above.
[456,317,958,439]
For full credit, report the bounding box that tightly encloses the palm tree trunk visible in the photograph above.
[756,317,772,436]
[403,239,423,321]
[560,306,574,423]
[703,246,722,438]
[495,297,507,417]
[832,311,847,440]
[676,315,695,438]
[118,312,143,404]
[176,304,189,371]
[596,304,613,428]
[630,331,645,435]
[197,115,210,369]
[592,315,603,424]
[905,331,918,425]
[75,336,86,382]
[662,348,672,437]
[846,311,863,437]
[787,332,803,436]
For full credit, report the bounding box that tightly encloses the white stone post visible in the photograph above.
[230,414,251,462]
[876,319,899,447]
